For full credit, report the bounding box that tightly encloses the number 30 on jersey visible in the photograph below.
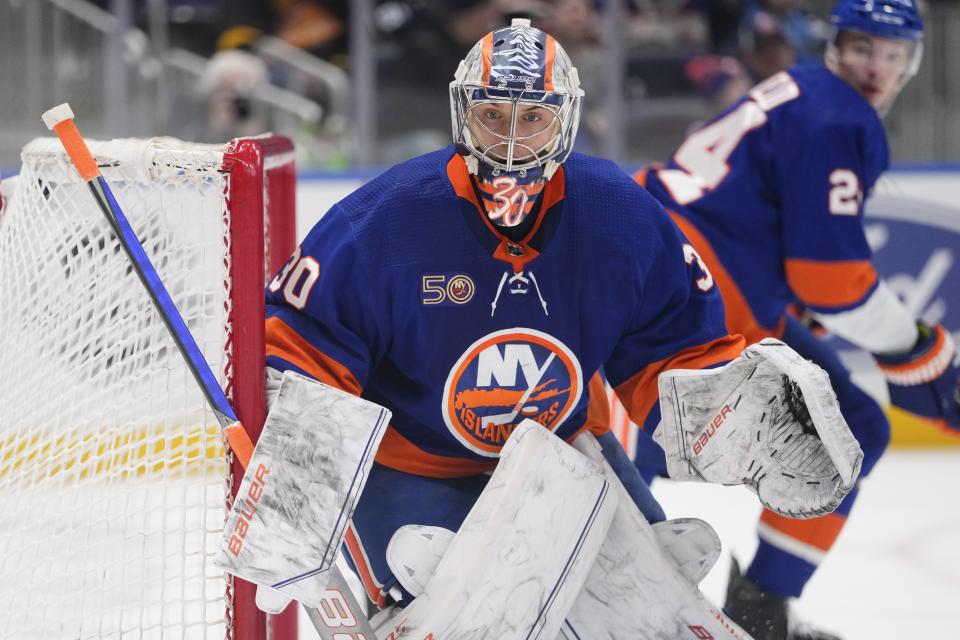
[269,246,320,309]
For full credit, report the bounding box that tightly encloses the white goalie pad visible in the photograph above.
[561,433,749,640]
[655,339,863,518]
[393,420,618,640]
[652,518,722,586]
[213,371,390,607]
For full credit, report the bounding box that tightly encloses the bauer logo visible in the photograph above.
[227,463,269,557]
[442,328,583,457]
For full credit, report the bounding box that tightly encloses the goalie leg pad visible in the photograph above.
[394,420,618,640]
[654,339,864,518]
[563,433,749,640]
[344,458,493,607]
[213,371,390,607]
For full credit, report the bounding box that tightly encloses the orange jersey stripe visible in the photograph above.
[785,258,878,309]
[344,523,386,608]
[614,335,746,429]
[583,372,611,436]
[631,162,663,189]
[670,211,784,344]
[447,153,481,208]
[265,316,362,395]
[375,426,497,478]
[759,508,847,552]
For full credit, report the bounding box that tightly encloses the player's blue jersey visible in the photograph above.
[265,147,743,477]
[639,65,888,344]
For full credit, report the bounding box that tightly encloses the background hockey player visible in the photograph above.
[632,0,960,637]
[262,17,859,630]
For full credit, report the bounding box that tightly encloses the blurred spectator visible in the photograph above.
[196,1,348,145]
[537,0,597,52]
[684,53,752,112]
[684,28,796,114]
[738,0,827,64]
[216,0,349,63]
[739,30,796,79]
[693,0,749,54]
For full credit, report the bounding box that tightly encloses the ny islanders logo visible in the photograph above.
[442,329,583,457]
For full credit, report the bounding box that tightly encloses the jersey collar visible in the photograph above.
[445,152,565,272]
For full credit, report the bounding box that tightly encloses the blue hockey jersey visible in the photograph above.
[639,65,888,345]
[265,147,744,477]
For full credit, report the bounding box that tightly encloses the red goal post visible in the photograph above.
[0,135,297,640]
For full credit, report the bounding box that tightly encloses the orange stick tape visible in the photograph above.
[224,422,255,469]
[52,119,101,182]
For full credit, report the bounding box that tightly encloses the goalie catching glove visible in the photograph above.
[874,322,960,432]
[654,339,863,518]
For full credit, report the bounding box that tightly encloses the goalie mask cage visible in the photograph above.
[0,135,297,640]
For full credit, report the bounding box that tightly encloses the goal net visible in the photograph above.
[0,136,297,640]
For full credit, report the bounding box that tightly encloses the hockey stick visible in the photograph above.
[43,103,378,640]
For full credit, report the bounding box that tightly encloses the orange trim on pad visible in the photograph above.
[265,316,362,395]
[785,258,877,309]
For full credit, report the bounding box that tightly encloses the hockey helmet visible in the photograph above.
[450,18,583,178]
[826,0,924,111]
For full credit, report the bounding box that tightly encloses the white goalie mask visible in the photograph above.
[450,18,584,179]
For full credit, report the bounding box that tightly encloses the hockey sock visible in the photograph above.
[746,487,857,597]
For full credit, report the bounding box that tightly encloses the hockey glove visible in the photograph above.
[874,323,960,431]
[655,339,863,519]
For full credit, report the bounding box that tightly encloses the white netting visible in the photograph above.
[0,138,237,639]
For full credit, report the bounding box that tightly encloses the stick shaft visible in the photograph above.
[86,178,255,465]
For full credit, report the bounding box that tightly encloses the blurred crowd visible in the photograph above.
[97,0,835,165]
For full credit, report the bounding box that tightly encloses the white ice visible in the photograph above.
[653,448,960,639]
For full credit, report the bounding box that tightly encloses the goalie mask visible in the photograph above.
[450,18,583,227]
[825,0,923,114]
